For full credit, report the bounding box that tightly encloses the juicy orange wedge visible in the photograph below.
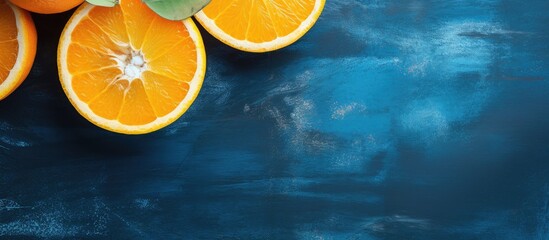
[57,0,206,134]
[194,0,325,52]
[0,1,36,101]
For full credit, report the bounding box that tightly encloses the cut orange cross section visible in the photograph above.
[195,0,326,52]
[0,1,37,101]
[8,0,84,14]
[58,0,206,134]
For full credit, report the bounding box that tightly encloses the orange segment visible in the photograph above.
[71,67,121,102]
[58,0,206,134]
[0,1,37,101]
[142,71,190,117]
[266,0,313,36]
[0,4,18,42]
[202,0,231,19]
[70,17,127,55]
[0,40,18,74]
[118,79,156,125]
[247,0,277,43]
[88,79,127,120]
[85,6,128,44]
[147,40,197,81]
[140,17,192,60]
[67,44,118,73]
[120,0,157,50]
[211,0,253,41]
[195,0,325,52]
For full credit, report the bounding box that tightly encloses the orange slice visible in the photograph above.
[8,0,84,14]
[194,0,325,52]
[0,1,36,101]
[57,0,206,134]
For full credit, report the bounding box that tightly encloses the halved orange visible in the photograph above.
[0,1,36,101]
[58,0,206,134]
[194,0,326,52]
[8,0,84,14]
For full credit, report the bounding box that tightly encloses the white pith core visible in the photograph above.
[114,49,147,82]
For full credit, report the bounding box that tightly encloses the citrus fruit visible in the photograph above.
[57,0,206,134]
[0,1,37,101]
[8,0,84,14]
[194,0,326,52]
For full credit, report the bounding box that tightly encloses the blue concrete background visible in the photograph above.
[1,0,549,239]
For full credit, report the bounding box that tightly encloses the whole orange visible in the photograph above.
[8,0,84,14]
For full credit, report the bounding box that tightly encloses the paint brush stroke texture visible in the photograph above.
[1,0,549,239]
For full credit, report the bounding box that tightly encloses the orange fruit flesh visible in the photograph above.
[203,0,315,43]
[195,0,324,52]
[8,0,84,14]
[61,0,204,130]
[0,1,36,101]
[0,2,19,85]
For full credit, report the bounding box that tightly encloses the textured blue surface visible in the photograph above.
[1,0,549,239]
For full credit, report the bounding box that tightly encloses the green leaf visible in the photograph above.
[86,0,118,7]
[144,0,211,20]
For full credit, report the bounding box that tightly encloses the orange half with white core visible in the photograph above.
[58,0,206,134]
